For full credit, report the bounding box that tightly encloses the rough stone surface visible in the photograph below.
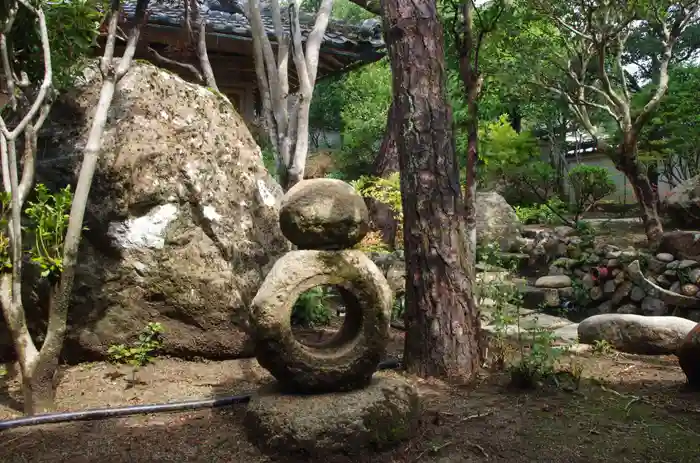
[577,314,697,355]
[2,62,288,362]
[617,304,639,315]
[244,372,419,460]
[663,175,700,228]
[677,323,700,389]
[641,297,666,316]
[535,275,572,289]
[630,285,646,302]
[249,250,392,393]
[279,178,369,250]
[475,191,523,252]
[682,284,700,297]
[612,281,633,305]
[596,300,614,314]
[658,231,700,262]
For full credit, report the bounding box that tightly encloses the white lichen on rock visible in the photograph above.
[107,203,179,249]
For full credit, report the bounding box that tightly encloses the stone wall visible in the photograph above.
[528,227,700,322]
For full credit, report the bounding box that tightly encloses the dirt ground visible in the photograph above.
[1,328,699,463]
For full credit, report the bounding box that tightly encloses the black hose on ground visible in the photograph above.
[0,358,403,432]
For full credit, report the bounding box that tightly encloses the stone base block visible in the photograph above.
[244,371,419,461]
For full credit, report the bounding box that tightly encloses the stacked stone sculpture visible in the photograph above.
[243,178,420,461]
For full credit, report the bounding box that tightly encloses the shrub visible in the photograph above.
[291,287,332,327]
[352,172,403,249]
[568,165,616,220]
[514,197,567,225]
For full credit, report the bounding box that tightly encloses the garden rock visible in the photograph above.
[577,314,697,355]
[659,231,700,262]
[656,253,675,263]
[249,249,392,393]
[590,286,604,301]
[596,300,614,314]
[279,178,369,250]
[554,225,576,238]
[641,297,666,316]
[535,275,572,289]
[612,281,633,305]
[603,280,617,295]
[630,286,646,302]
[677,323,700,390]
[617,304,639,315]
[475,191,523,252]
[5,61,288,362]
[679,260,699,270]
[648,257,668,274]
[690,268,700,285]
[682,284,700,297]
[663,175,700,228]
[244,371,419,460]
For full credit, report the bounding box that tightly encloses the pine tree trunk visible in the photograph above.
[381,0,481,382]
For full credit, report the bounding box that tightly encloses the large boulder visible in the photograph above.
[663,175,700,228]
[476,191,523,252]
[578,314,697,355]
[677,323,700,389]
[658,230,700,262]
[2,62,289,361]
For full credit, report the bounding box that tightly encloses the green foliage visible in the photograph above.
[108,322,165,368]
[509,326,564,389]
[478,115,559,205]
[291,287,332,327]
[479,114,540,169]
[351,172,402,222]
[309,77,344,135]
[567,165,616,219]
[475,243,521,367]
[477,240,576,386]
[338,60,392,178]
[8,0,105,91]
[636,65,700,189]
[24,184,73,278]
[591,339,614,356]
[302,0,376,21]
[514,197,566,225]
[0,184,73,278]
[352,173,403,249]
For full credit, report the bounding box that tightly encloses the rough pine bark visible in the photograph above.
[381,0,481,381]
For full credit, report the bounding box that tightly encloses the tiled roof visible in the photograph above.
[122,0,385,57]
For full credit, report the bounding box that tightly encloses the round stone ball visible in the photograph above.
[279,178,370,250]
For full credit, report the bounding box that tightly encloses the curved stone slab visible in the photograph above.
[627,260,700,308]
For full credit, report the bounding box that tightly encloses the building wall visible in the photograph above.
[563,153,675,204]
[220,83,257,122]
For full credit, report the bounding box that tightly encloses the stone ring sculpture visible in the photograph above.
[244,178,419,460]
[249,249,393,393]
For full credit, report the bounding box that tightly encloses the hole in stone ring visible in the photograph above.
[290,284,364,351]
